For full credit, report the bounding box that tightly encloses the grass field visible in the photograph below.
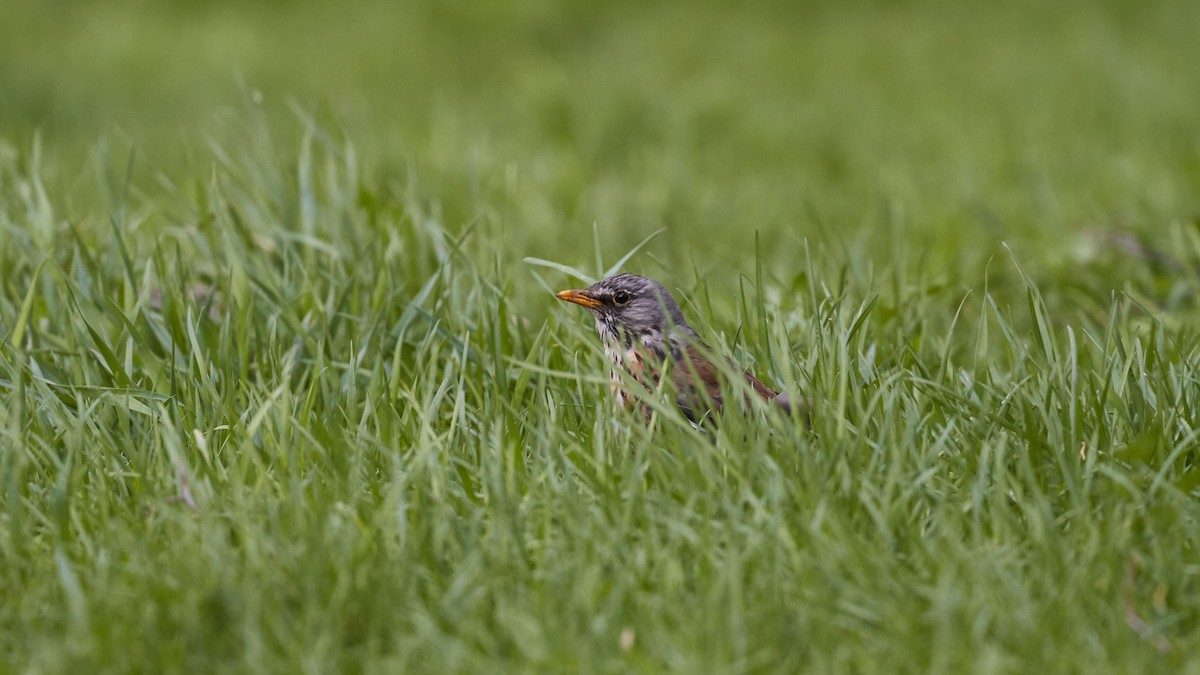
[3,0,1200,672]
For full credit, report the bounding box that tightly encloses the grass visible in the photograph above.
[3,0,1200,672]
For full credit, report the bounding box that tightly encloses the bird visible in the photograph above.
[555,273,801,425]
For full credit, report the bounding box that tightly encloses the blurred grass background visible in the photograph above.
[3,0,1200,672]
[5,0,1198,286]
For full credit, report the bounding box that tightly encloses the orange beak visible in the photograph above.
[555,289,602,309]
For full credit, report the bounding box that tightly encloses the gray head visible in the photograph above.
[556,273,693,347]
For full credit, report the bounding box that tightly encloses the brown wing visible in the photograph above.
[670,344,723,423]
[742,370,778,400]
[672,342,800,423]
[746,370,805,422]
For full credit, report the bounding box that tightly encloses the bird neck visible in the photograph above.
[592,312,698,362]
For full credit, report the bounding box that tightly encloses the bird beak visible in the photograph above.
[555,289,602,309]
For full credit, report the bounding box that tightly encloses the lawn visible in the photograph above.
[2,0,1200,672]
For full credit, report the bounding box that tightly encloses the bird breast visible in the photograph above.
[601,340,664,410]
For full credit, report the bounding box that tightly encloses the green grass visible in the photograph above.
[3,0,1200,672]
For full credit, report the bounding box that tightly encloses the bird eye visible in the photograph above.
[613,290,630,305]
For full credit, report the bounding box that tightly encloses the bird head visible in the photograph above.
[556,273,692,348]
